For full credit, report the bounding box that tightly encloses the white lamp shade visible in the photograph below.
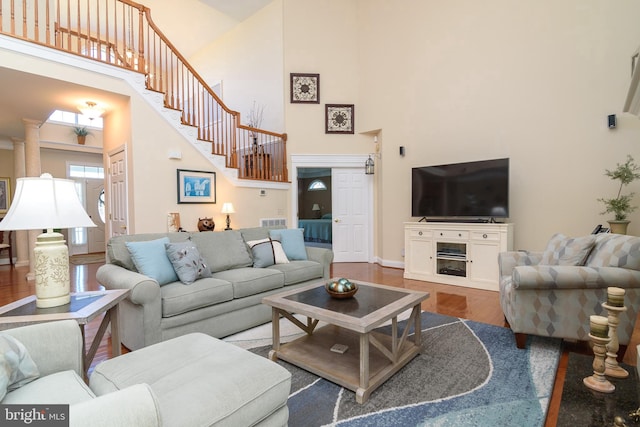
[221,203,235,214]
[312,204,320,211]
[0,174,96,231]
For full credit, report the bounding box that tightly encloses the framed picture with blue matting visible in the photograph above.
[177,169,216,204]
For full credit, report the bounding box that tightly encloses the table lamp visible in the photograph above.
[221,202,235,230]
[312,203,320,218]
[0,174,96,308]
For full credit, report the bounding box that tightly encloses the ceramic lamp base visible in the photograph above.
[34,230,71,308]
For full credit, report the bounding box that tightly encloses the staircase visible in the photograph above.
[0,0,288,183]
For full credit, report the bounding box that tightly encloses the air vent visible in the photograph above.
[260,218,287,228]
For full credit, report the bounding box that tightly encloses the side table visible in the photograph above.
[0,289,130,375]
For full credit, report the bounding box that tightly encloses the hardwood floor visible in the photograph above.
[0,261,638,426]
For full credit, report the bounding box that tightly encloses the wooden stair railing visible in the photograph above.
[0,0,287,182]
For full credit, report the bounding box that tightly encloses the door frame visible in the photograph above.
[291,154,374,263]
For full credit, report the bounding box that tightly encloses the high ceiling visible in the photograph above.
[200,0,274,21]
[0,0,272,141]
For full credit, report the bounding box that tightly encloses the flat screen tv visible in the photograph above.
[411,158,509,220]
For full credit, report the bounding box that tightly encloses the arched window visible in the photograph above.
[308,179,327,191]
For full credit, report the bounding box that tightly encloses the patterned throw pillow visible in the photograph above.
[246,238,289,268]
[165,241,212,285]
[540,233,597,266]
[0,334,40,401]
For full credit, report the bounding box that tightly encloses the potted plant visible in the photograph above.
[598,155,640,234]
[73,126,90,145]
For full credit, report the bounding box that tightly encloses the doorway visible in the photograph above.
[297,168,332,249]
[291,155,373,263]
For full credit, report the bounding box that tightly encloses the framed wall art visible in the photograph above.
[0,177,10,215]
[177,169,216,204]
[325,104,354,134]
[290,73,320,104]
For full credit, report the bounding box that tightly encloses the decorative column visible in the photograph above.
[10,138,29,268]
[22,119,42,281]
[603,287,629,378]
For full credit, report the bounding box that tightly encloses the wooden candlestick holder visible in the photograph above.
[602,302,629,379]
[583,333,615,393]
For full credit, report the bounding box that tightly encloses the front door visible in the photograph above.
[332,168,370,262]
[86,180,106,253]
[108,148,129,237]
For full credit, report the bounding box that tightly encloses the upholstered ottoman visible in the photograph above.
[90,333,291,427]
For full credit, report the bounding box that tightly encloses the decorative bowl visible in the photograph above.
[325,279,358,299]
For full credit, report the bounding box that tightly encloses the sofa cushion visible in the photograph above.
[2,371,95,404]
[190,231,253,273]
[90,333,291,427]
[107,233,191,271]
[269,229,308,260]
[239,226,285,243]
[212,268,284,298]
[165,241,212,285]
[540,233,596,266]
[126,238,179,285]
[0,334,39,400]
[246,238,289,267]
[586,234,640,271]
[267,260,324,286]
[160,278,233,317]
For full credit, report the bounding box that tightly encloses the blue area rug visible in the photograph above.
[245,312,561,427]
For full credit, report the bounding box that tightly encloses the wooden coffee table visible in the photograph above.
[0,289,130,375]
[262,280,429,403]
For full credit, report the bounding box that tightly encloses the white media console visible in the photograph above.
[404,222,514,291]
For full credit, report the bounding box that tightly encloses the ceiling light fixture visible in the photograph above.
[79,101,105,120]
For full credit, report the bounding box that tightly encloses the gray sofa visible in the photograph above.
[97,226,333,350]
[499,232,640,352]
[1,320,291,427]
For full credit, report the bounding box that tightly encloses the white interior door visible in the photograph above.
[86,180,105,253]
[109,148,129,237]
[332,168,370,262]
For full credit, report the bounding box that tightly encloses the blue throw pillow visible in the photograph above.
[269,229,307,260]
[126,238,178,285]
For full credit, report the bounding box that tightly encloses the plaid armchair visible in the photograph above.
[499,233,640,355]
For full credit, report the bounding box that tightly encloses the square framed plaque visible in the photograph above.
[325,104,354,134]
[290,73,320,104]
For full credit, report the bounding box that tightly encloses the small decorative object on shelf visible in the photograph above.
[583,315,615,393]
[603,287,629,378]
[73,126,90,145]
[197,217,215,232]
[325,278,358,299]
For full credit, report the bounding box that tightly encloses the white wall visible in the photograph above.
[280,0,640,264]
[190,0,286,132]
[4,1,640,265]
